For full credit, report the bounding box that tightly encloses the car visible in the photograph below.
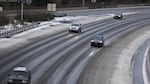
[113,13,123,19]
[53,12,67,17]
[91,35,104,47]
[7,66,31,84]
[69,23,82,33]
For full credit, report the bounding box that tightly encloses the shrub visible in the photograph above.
[17,13,54,22]
[0,15,9,26]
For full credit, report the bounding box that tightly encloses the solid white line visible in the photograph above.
[143,48,149,84]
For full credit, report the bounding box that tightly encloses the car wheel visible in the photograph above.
[91,43,93,47]
[101,43,104,47]
[78,30,80,33]
[79,29,81,33]
[97,45,101,48]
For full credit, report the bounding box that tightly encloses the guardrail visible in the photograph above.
[0,23,39,38]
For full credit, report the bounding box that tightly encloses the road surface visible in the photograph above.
[0,7,150,84]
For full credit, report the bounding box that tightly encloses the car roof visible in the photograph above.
[13,67,28,72]
[94,35,103,37]
[72,23,81,24]
[115,13,122,15]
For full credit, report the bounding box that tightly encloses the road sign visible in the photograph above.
[91,0,96,3]
[18,0,25,3]
[47,3,56,12]
[18,0,31,4]
[26,0,32,4]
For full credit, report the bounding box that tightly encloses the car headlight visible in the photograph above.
[91,40,94,42]
[76,27,79,29]
[22,80,27,83]
[8,79,13,82]
[99,41,102,43]
[70,27,72,30]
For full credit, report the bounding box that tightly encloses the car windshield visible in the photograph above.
[72,24,80,26]
[12,71,28,78]
[115,13,122,15]
[55,12,62,15]
[93,35,103,40]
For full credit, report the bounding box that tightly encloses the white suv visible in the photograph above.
[69,23,82,33]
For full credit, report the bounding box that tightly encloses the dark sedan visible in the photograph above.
[113,13,123,19]
[91,35,104,47]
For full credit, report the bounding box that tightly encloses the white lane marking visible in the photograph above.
[143,48,150,84]
[123,12,140,15]
[88,50,96,57]
[66,48,100,84]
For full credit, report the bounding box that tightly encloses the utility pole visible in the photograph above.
[21,1,24,21]
[18,0,32,21]
[18,0,24,21]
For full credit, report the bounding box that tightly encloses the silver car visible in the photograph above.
[69,23,82,33]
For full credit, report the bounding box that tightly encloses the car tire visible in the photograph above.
[91,43,94,47]
[78,29,81,33]
[97,45,100,47]
[101,43,104,47]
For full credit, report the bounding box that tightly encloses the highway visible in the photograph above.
[0,7,150,84]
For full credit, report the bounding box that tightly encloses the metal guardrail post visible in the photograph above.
[0,22,41,38]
